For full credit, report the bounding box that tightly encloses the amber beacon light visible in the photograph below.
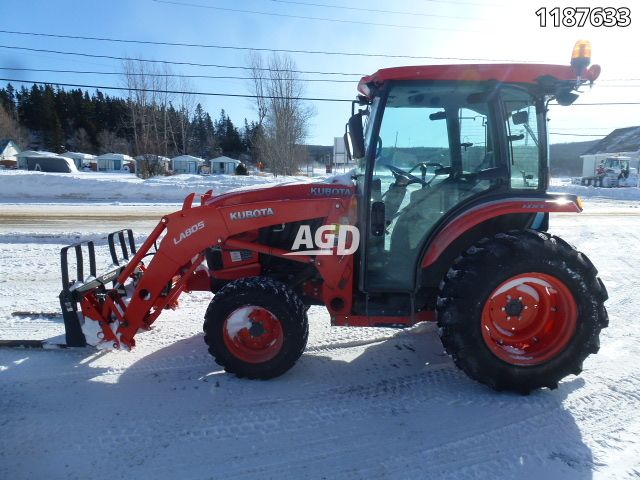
[571,40,592,75]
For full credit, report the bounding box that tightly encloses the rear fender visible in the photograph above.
[421,195,581,269]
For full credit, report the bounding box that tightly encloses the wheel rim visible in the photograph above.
[223,306,284,363]
[481,273,577,366]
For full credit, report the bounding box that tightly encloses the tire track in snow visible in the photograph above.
[76,370,640,480]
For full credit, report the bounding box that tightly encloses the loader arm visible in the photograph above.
[78,192,356,350]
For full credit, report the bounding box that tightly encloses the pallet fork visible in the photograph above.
[0,229,138,349]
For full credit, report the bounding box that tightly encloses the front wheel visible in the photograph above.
[203,277,308,379]
[437,230,608,394]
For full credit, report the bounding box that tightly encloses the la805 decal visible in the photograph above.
[535,7,630,27]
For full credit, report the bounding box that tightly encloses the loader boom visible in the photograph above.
[76,187,356,349]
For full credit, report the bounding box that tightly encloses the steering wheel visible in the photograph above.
[408,162,445,174]
[384,164,429,187]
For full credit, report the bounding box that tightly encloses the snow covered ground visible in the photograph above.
[1,174,639,479]
[0,170,330,203]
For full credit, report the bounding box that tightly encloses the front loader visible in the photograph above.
[26,42,611,393]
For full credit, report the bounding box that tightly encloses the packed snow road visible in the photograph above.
[0,201,639,480]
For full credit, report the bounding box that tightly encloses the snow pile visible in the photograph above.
[0,170,328,203]
[2,170,639,204]
[550,177,640,201]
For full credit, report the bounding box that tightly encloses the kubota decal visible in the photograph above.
[229,207,275,220]
[310,187,352,196]
[285,224,359,256]
[173,221,205,245]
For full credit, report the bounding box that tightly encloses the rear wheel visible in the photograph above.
[204,277,308,379]
[437,230,608,394]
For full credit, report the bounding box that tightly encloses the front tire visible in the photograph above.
[437,230,608,394]
[203,277,308,379]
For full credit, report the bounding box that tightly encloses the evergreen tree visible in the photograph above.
[214,109,243,157]
[0,84,17,119]
[3,81,248,160]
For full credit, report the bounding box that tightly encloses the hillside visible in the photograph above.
[549,140,599,176]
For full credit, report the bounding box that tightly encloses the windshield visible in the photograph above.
[371,82,497,195]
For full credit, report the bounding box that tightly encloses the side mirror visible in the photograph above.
[371,201,385,237]
[512,111,529,125]
[347,111,365,159]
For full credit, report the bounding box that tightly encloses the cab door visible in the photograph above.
[361,82,503,292]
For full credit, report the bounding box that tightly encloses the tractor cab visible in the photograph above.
[344,61,601,299]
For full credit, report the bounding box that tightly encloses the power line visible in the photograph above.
[0,67,355,83]
[4,78,639,107]
[421,0,510,6]
[0,45,364,76]
[0,78,354,102]
[266,0,489,21]
[151,0,482,33]
[552,102,640,106]
[0,29,530,61]
[548,132,606,137]
[5,66,640,91]
[15,66,637,88]
[551,127,616,131]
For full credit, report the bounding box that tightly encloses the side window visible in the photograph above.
[459,108,493,172]
[504,94,541,189]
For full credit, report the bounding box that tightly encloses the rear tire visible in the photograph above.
[437,230,608,394]
[203,277,308,379]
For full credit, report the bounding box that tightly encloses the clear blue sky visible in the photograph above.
[0,0,638,145]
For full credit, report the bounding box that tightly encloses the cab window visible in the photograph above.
[503,89,542,189]
[365,82,503,291]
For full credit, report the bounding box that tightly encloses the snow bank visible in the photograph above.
[2,170,639,204]
[0,170,327,203]
[550,177,640,201]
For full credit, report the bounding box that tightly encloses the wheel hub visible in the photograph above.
[481,273,578,366]
[504,299,524,317]
[223,306,284,364]
[248,321,266,337]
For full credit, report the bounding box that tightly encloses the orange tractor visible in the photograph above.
[56,44,607,393]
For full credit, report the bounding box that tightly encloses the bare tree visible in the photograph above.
[174,76,197,155]
[247,52,268,127]
[97,130,130,155]
[122,59,175,156]
[247,53,314,176]
[68,127,93,153]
